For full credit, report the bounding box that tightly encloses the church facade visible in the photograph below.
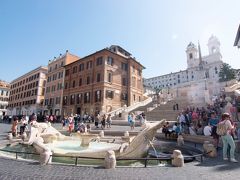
[144,36,225,105]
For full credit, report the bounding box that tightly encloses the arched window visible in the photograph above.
[189,53,193,59]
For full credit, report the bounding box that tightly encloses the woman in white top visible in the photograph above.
[220,113,238,162]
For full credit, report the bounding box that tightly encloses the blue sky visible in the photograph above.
[1,0,240,82]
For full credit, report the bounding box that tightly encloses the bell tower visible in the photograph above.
[207,35,220,55]
[186,42,198,69]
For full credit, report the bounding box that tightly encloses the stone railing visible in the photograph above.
[107,97,152,117]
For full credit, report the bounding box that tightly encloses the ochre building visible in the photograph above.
[62,45,145,116]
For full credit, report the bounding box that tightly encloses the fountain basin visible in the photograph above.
[148,141,203,162]
[47,139,121,158]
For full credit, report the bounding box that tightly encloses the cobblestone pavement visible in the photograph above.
[0,123,240,180]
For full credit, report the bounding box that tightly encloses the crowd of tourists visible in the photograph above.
[162,94,240,163]
[127,112,146,130]
[61,113,113,134]
[10,114,39,137]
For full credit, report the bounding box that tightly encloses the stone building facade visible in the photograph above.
[62,45,144,116]
[43,51,79,116]
[144,36,225,105]
[8,66,48,116]
[0,80,10,119]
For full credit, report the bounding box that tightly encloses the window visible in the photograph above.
[63,96,68,105]
[49,98,54,105]
[55,97,61,104]
[65,69,70,76]
[97,73,101,82]
[122,77,127,86]
[95,90,101,102]
[137,79,141,89]
[79,63,84,71]
[87,61,93,69]
[65,82,68,89]
[189,53,193,59]
[55,64,58,70]
[57,83,62,90]
[132,66,135,73]
[73,66,78,73]
[45,99,49,106]
[84,92,90,103]
[107,56,114,66]
[76,94,82,104]
[96,57,103,66]
[138,69,142,76]
[132,77,136,87]
[70,94,75,105]
[106,90,114,99]
[87,76,91,85]
[79,78,82,86]
[133,94,136,101]
[72,80,75,88]
[51,85,56,92]
[108,72,112,83]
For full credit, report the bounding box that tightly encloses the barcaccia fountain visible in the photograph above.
[10,119,165,161]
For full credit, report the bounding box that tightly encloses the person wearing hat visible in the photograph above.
[219,113,238,162]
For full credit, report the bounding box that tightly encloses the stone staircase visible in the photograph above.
[112,96,191,122]
[144,97,190,122]
[144,101,179,121]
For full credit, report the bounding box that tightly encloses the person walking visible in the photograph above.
[219,113,238,162]
[106,114,112,128]
[95,113,100,128]
[19,116,27,135]
[128,113,135,130]
[101,114,106,129]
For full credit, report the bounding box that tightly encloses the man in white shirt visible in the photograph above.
[203,124,212,136]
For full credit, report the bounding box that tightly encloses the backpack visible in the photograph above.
[216,121,228,136]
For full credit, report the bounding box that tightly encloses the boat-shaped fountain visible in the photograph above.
[20,119,165,159]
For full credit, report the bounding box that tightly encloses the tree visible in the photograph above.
[218,63,235,82]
